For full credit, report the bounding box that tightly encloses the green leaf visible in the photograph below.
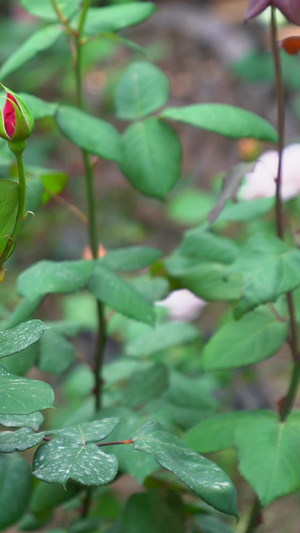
[17,260,94,299]
[21,0,82,21]
[0,412,44,431]
[130,276,169,303]
[122,363,169,408]
[126,321,199,357]
[0,366,55,415]
[166,372,218,411]
[33,419,120,487]
[161,104,277,142]
[50,419,121,442]
[26,176,44,214]
[103,359,141,390]
[213,197,274,225]
[235,410,300,506]
[0,25,64,79]
[6,297,43,329]
[116,62,169,120]
[38,329,75,375]
[120,118,182,200]
[88,263,155,325]
[0,180,18,255]
[18,512,53,531]
[56,106,121,162]
[0,427,45,452]
[133,422,238,517]
[41,169,69,203]
[184,411,257,453]
[165,257,242,302]
[30,481,81,514]
[0,454,32,530]
[0,344,38,377]
[103,33,145,55]
[101,246,162,271]
[202,310,288,370]
[179,228,239,264]
[102,521,122,533]
[17,93,58,120]
[0,320,46,359]
[167,189,216,226]
[226,232,300,318]
[84,3,156,36]
[233,51,300,90]
[122,490,185,533]
[100,412,159,483]
[194,515,235,533]
[165,228,242,301]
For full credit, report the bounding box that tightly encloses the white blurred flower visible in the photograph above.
[156,289,206,321]
[240,144,300,201]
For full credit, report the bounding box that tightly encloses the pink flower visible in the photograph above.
[156,289,207,321]
[240,144,300,201]
[0,85,34,142]
[245,0,300,25]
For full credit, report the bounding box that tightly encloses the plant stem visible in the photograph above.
[280,359,300,418]
[244,497,262,533]
[74,0,107,412]
[97,439,133,447]
[245,9,300,532]
[0,150,27,268]
[81,488,93,518]
[271,7,284,241]
[50,0,77,38]
[270,6,299,416]
[45,188,88,225]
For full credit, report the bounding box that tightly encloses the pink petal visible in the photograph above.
[3,92,18,138]
[245,0,271,21]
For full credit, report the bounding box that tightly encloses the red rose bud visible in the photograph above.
[245,0,300,26]
[280,35,300,54]
[0,85,34,144]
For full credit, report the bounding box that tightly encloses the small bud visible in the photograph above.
[0,85,34,145]
[245,1,300,26]
[280,36,300,54]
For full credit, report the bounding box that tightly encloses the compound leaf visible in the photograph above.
[226,233,300,318]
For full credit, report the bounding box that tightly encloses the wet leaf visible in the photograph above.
[0,320,46,359]
[133,422,238,517]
